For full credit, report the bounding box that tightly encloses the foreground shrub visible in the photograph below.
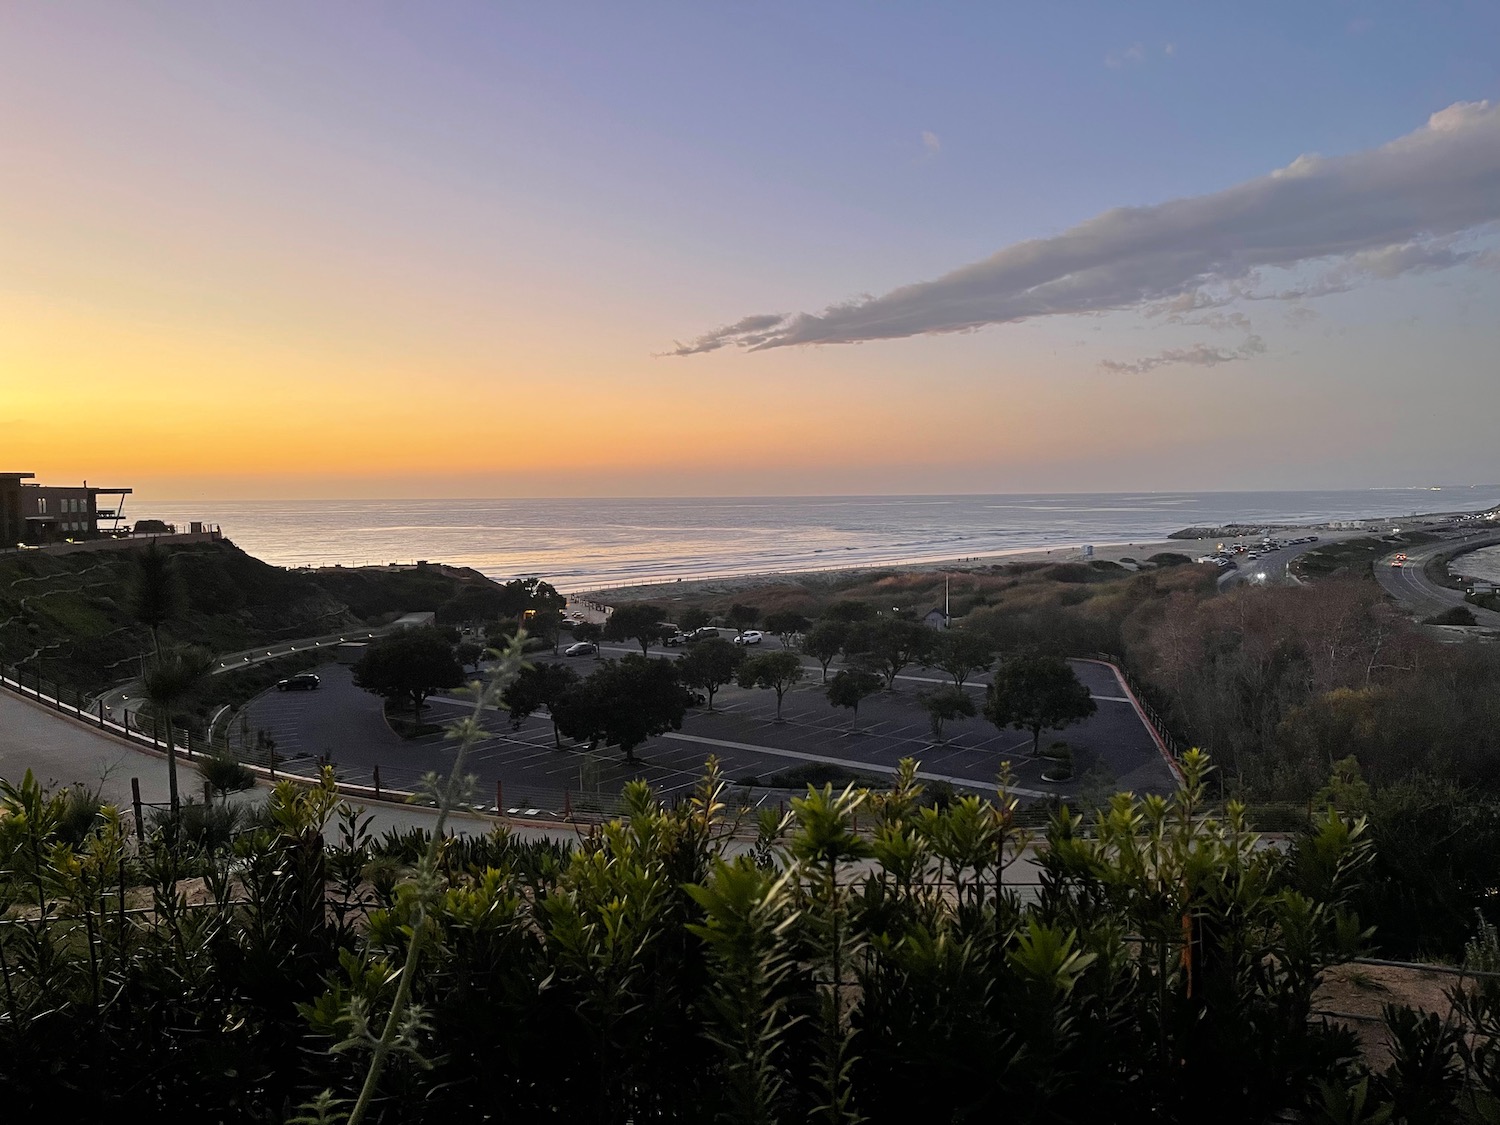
[3,750,1497,1122]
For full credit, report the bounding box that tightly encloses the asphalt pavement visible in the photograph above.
[1374,530,1500,627]
[239,642,1178,809]
[96,626,396,728]
[0,682,593,841]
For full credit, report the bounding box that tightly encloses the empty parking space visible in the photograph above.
[244,648,1178,806]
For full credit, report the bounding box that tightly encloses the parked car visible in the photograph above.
[276,672,320,691]
[733,630,763,646]
[663,631,689,646]
[564,641,598,657]
[690,627,720,641]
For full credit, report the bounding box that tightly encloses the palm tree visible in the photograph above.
[128,542,186,659]
[141,645,215,818]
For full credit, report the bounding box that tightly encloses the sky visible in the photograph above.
[2,2,1498,500]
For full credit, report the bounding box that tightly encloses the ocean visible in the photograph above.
[151,488,1500,593]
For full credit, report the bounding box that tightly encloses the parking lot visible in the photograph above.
[240,641,1178,809]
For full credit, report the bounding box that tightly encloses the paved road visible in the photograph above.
[242,649,1178,809]
[1218,533,1361,589]
[0,687,186,807]
[0,684,569,840]
[96,626,397,728]
[1375,531,1500,627]
[0,682,1064,893]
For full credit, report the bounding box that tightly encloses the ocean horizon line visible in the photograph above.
[141,485,1498,505]
[134,487,1500,593]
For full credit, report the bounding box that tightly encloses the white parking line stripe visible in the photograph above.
[661,732,1047,798]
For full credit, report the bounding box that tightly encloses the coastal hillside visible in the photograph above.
[0,540,493,696]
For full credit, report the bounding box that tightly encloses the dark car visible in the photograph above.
[565,641,598,657]
[276,672,321,691]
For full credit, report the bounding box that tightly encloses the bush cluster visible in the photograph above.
[9,752,1500,1122]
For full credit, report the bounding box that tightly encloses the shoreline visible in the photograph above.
[575,506,1497,604]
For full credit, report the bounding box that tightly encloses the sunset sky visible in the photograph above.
[3,3,1498,500]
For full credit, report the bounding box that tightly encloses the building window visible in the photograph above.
[37,498,47,514]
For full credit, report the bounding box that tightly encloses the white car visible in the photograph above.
[733,630,763,646]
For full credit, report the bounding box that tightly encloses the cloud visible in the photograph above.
[675,101,1500,354]
[666,312,787,356]
[1105,43,1147,68]
[1189,311,1254,333]
[1101,335,1266,375]
[921,130,942,157]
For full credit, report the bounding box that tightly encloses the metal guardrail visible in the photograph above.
[1092,652,1187,763]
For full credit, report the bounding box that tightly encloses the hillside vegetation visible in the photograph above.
[619,557,1500,806]
[0,542,495,695]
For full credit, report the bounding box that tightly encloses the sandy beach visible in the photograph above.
[575,506,1490,604]
[578,534,1255,603]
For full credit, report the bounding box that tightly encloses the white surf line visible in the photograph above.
[661,731,1051,799]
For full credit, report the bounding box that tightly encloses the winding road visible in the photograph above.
[1374,531,1500,628]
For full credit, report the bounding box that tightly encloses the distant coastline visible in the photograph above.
[143,489,1500,593]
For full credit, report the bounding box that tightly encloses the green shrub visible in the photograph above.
[1425,605,1478,626]
[0,750,1465,1124]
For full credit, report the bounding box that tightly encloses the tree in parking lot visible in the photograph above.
[763,611,811,648]
[552,654,695,762]
[501,662,581,748]
[984,654,1096,757]
[571,620,603,655]
[825,668,883,730]
[679,606,712,632]
[802,620,849,682]
[455,639,485,673]
[527,607,565,654]
[916,685,976,743]
[604,602,670,655]
[736,650,806,721]
[846,617,933,689]
[352,626,465,715]
[930,630,995,689]
[678,637,745,711]
[727,603,761,638]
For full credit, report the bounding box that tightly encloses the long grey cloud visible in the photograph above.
[672,101,1500,355]
[1101,334,1265,375]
